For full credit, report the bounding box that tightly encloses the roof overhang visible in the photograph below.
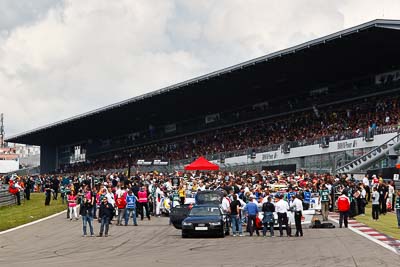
[6,19,400,145]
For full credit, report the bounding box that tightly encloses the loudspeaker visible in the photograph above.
[365,128,374,142]
[250,149,256,159]
[281,143,290,154]
[220,154,225,164]
[320,136,329,148]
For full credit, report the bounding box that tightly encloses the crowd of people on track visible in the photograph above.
[2,169,399,237]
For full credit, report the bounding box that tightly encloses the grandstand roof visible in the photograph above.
[7,19,400,146]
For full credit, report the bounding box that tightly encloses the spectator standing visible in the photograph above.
[154,184,163,217]
[290,194,303,237]
[358,184,366,216]
[319,184,331,221]
[229,194,243,237]
[362,174,371,203]
[302,186,311,210]
[261,196,275,237]
[221,191,231,232]
[14,178,23,205]
[178,185,185,205]
[337,190,351,228]
[116,193,127,226]
[125,189,138,226]
[80,195,94,237]
[68,191,79,220]
[244,195,259,236]
[98,197,114,237]
[44,179,52,206]
[91,187,98,219]
[275,194,291,237]
[25,177,34,201]
[138,186,150,220]
[52,176,60,200]
[388,181,395,211]
[371,187,380,221]
[395,190,400,228]
[377,180,388,215]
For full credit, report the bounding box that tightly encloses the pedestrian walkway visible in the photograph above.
[329,212,400,255]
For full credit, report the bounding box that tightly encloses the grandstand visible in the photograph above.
[6,19,400,175]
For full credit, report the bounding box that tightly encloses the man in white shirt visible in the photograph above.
[221,191,231,214]
[290,194,303,237]
[198,181,206,191]
[275,194,291,237]
[221,191,231,233]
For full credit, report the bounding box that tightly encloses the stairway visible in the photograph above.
[335,133,400,174]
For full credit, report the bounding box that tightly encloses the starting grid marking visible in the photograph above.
[328,212,400,255]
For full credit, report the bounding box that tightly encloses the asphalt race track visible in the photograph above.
[0,213,399,267]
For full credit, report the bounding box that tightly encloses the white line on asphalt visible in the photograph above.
[329,216,398,255]
[0,210,66,235]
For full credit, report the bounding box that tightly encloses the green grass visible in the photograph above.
[355,205,400,240]
[0,193,67,231]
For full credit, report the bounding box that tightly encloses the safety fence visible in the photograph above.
[0,185,23,207]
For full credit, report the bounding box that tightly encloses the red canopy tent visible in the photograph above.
[184,156,220,171]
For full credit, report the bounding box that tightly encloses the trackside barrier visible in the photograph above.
[0,185,24,207]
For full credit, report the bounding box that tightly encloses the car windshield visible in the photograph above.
[189,206,221,216]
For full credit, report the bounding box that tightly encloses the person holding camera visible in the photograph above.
[80,195,94,237]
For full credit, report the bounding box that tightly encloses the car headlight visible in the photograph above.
[209,222,221,226]
[182,221,193,226]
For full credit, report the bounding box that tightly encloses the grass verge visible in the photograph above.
[0,193,66,232]
[355,205,400,240]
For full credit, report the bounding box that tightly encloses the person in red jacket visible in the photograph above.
[337,189,351,228]
[115,193,127,225]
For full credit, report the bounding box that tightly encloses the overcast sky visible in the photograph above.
[1,0,400,138]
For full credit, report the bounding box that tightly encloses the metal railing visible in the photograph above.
[335,132,400,173]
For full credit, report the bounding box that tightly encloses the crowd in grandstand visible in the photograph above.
[2,169,399,236]
[60,94,400,174]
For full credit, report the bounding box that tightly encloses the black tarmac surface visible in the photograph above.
[0,213,399,267]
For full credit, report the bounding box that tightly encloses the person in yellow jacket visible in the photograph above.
[178,185,185,205]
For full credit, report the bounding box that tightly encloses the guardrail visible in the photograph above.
[0,185,24,207]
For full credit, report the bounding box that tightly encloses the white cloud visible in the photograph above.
[1,0,400,138]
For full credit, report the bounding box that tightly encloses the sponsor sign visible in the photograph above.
[164,123,176,133]
[337,140,358,150]
[205,113,220,124]
[153,160,169,166]
[137,159,152,165]
[261,152,278,161]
